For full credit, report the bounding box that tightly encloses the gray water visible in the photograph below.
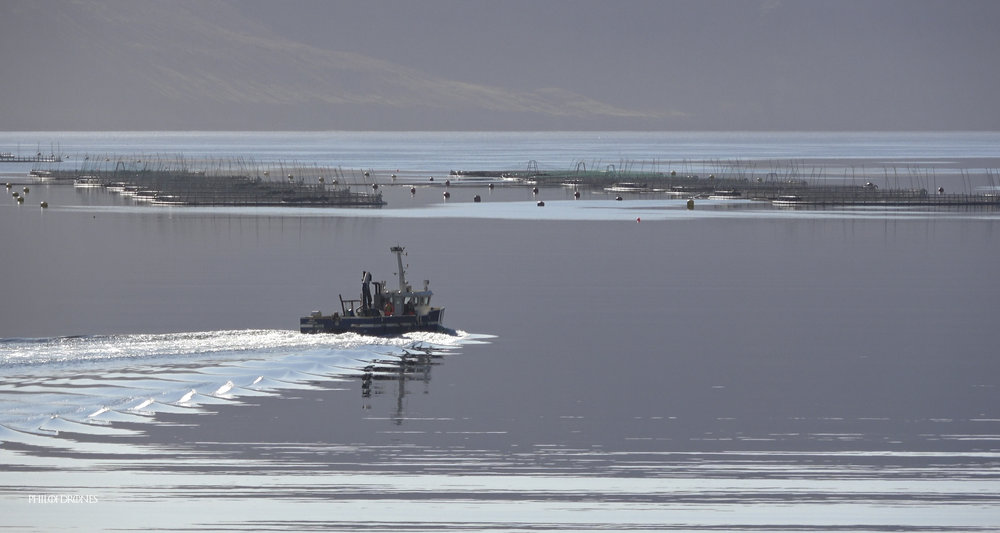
[1,132,999,531]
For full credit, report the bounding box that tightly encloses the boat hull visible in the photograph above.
[299,308,446,335]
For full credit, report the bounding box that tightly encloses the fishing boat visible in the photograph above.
[299,245,447,335]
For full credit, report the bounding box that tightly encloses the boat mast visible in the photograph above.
[391,245,407,291]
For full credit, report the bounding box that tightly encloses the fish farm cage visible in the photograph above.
[457,158,1000,208]
[22,154,1000,209]
[52,156,384,207]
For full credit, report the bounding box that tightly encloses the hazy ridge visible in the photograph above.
[0,0,665,130]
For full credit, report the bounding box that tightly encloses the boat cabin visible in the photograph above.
[300,245,446,335]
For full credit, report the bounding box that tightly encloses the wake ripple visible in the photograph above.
[0,329,491,444]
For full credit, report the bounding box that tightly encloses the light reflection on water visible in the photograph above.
[4,448,999,531]
[2,327,998,531]
[3,131,1000,531]
[0,329,481,440]
[55,195,1000,223]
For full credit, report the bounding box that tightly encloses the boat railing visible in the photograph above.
[339,294,364,316]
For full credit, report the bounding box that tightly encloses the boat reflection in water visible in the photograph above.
[355,344,442,424]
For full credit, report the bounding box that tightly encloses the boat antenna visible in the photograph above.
[390,245,407,291]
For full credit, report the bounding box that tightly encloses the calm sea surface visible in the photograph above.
[4,130,1000,171]
[2,132,999,531]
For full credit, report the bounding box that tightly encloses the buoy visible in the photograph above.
[687,198,695,210]
[573,190,580,199]
[12,191,19,198]
[364,171,370,177]
[636,217,641,223]
[22,186,29,194]
[445,179,450,187]
[410,186,416,194]
[473,195,481,203]
[532,187,539,194]
[4,183,10,189]
[429,176,434,181]
[391,174,397,180]
[318,176,325,183]
[615,195,623,201]
[938,187,944,194]
[488,183,494,190]
[16,196,24,204]
[536,201,545,207]
[671,170,676,176]
[264,170,269,176]
[40,201,48,208]
[372,183,379,190]
[443,191,450,199]
[288,174,294,181]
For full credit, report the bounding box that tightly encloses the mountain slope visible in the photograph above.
[0,0,670,130]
